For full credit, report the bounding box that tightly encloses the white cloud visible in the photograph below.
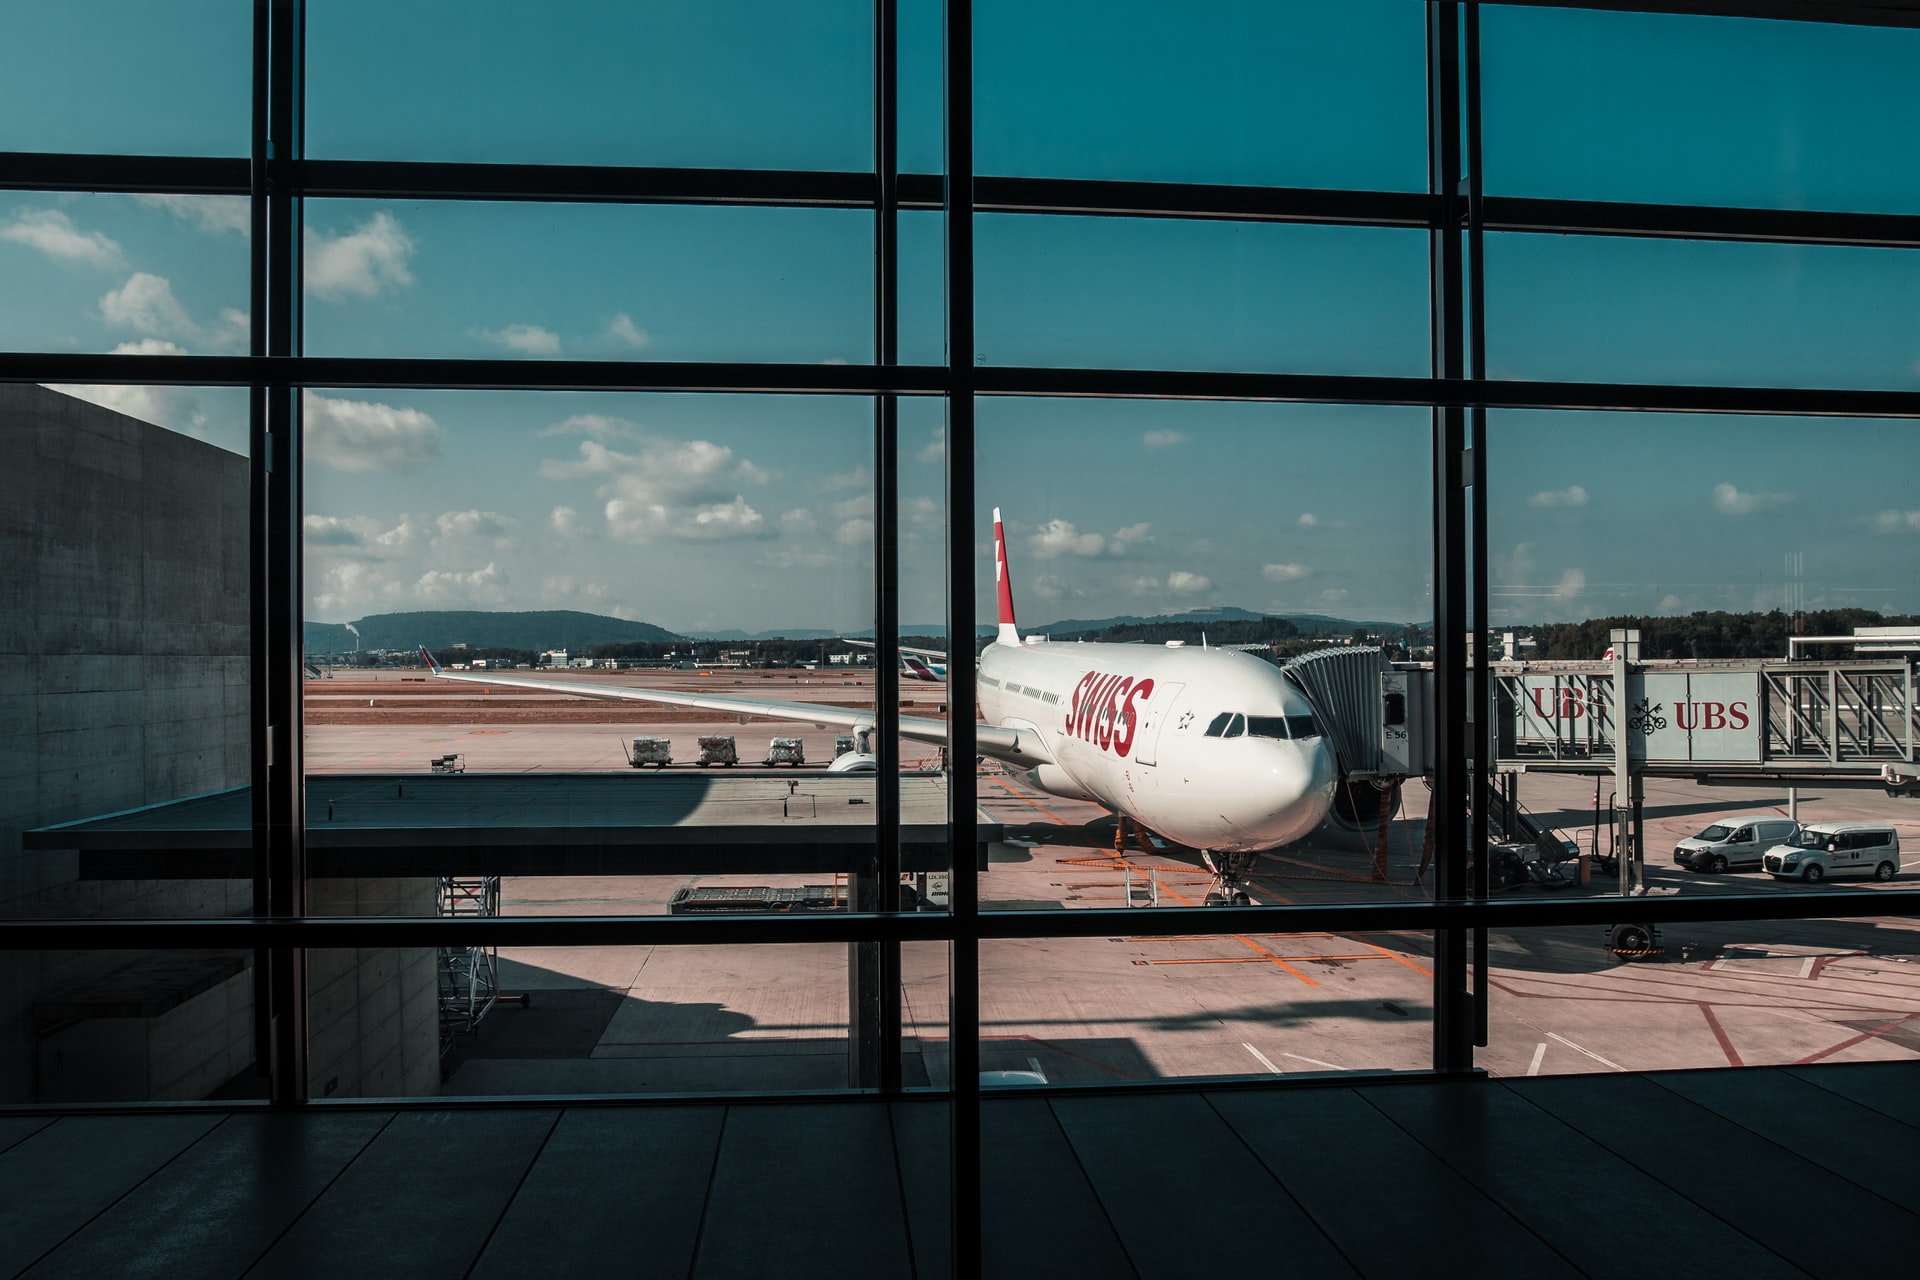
[833,493,875,520]
[1262,562,1312,582]
[1713,482,1792,515]
[779,508,817,535]
[304,515,368,548]
[1030,518,1108,558]
[916,424,945,464]
[677,496,769,539]
[310,561,391,618]
[1319,588,1350,605]
[305,211,415,301]
[1526,485,1589,509]
[538,413,638,441]
[479,323,561,356]
[837,517,875,544]
[0,208,122,267]
[1872,509,1920,533]
[539,434,778,542]
[1297,512,1319,528]
[1141,429,1186,450]
[1029,518,1151,559]
[50,354,206,436]
[1166,570,1212,596]
[435,509,515,541]
[823,464,870,491]
[109,338,189,356]
[303,391,443,471]
[549,505,587,538]
[415,562,510,605]
[1127,576,1161,595]
[905,495,940,525]
[1551,568,1587,601]
[101,272,192,336]
[607,312,650,349]
[1657,594,1687,611]
[135,194,250,237]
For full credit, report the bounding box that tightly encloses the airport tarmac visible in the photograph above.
[305,677,1920,1095]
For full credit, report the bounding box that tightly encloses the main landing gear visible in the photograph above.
[1201,850,1256,907]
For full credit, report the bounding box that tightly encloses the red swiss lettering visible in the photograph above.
[1097,678,1131,750]
[1728,702,1750,731]
[1113,679,1154,756]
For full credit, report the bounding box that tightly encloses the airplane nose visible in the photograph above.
[1225,741,1337,848]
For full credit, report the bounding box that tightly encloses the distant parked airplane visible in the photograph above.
[843,639,949,683]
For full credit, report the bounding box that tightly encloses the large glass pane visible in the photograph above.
[301,201,872,364]
[981,932,1436,1083]
[0,193,251,356]
[975,0,1426,190]
[1487,409,1920,905]
[1484,7,1920,214]
[1483,915,1920,1077]
[0,1,250,156]
[3,950,257,1103]
[2,382,253,1103]
[973,398,1435,921]
[312,942,861,1098]
[306,0,873,170]
[977,216,1428,374]
[1485,233,1920,390]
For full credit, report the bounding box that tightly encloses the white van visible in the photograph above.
[1672,815,1799,873]
[1762,822,1902,883]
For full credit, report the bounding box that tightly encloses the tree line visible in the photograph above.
[1526,609,1920,660]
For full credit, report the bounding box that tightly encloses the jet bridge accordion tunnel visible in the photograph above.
[1280,647,1430,830]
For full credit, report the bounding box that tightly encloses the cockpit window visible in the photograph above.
[1223,713,1245,738]
[1241,713,1325,741]
[1204,712,1232,737]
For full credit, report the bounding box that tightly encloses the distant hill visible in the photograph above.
[305,610,681,653]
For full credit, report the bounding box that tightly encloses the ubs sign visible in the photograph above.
[1511,671,1761,763]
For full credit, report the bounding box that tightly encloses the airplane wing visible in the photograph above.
[418,648,1050,766]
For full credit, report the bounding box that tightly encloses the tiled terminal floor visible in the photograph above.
[3,1064,1915,1279]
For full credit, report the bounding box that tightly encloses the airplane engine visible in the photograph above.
[1326,775,1402,832]
[1022,764,1099,803]
[828,751,877,773]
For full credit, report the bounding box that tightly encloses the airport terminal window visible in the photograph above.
[4,1,1920,1125]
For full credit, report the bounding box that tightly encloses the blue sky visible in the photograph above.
[3,2,1919,634]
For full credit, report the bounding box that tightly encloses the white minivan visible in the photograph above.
[1762,822,1902,883]
[1672,815,1800,873]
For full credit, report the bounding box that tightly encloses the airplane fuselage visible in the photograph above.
[977,639,1338,853]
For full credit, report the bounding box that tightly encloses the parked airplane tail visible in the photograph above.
[993,507,1021,647]
[418,645,440,673]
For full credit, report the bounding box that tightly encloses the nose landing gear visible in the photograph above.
[1201,850,1256,907]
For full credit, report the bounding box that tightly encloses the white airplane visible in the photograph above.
[419,508,1338,904]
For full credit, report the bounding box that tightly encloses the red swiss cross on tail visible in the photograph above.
[993,508,1021,647]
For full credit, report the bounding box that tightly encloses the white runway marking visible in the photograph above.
[1282,1051,1346,1071]
[1243,1043,1283,1074]
[1527,1042,1548,1076]
[1547,1031,1625,1071]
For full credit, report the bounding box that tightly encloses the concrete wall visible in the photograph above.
[0,384,252,1102]
[308,878,442,1099]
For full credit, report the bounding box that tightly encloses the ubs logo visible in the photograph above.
[1065,672,1156,757]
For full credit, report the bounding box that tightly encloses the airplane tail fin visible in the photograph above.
[419,645,441,674]
[993,507,1021,647]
